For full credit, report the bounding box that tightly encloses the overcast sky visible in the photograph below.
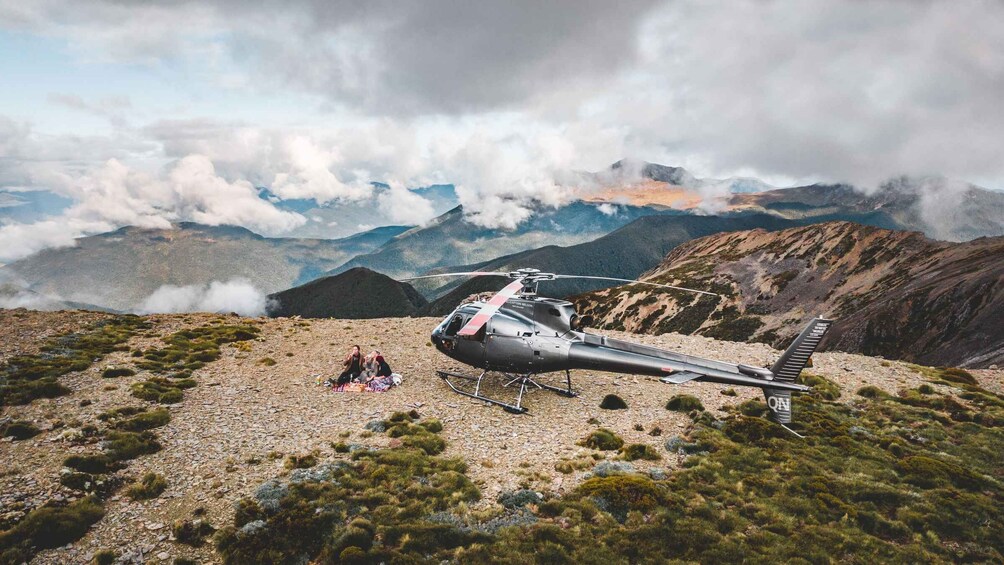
[1,0,1002,260]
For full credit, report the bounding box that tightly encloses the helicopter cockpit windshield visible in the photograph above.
[444,315,464,337]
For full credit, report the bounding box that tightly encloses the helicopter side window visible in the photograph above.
[548,308,561,317]
[444,315,464,337]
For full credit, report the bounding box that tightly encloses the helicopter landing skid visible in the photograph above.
[435,369,578,414]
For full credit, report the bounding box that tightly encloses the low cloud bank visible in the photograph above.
[136,279,270,317]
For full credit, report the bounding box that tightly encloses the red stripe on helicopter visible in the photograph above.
[457,279,525,336]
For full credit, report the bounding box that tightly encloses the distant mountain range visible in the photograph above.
[0,223,408,312]
[267,267,427,318]
[3,161,1003,318]
[327,202,691,280]
[573,222,1004,368]
[411,213,797,300]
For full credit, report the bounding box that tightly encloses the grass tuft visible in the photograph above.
[599,394,628,410]
[0,496,104,564]
[125,472,167,500]
[666,394,704,412]
[1,420,42,440]
[578,428,624,451]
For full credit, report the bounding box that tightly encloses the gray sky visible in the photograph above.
[1,0,1002,259]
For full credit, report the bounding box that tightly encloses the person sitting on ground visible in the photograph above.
[375,350,392,378]
[360,350,380,381]
[337,345,363,385]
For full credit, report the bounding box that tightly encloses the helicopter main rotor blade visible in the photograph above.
[552,275,718,297]
[457,278,526,337]
[400,271,511,281]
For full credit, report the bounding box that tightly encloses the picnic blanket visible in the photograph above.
[323,374,402,393]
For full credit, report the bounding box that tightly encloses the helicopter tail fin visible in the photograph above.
[764,318,833,424]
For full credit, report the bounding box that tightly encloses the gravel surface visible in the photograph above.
[1,309,1000,563]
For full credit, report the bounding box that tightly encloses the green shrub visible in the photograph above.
[619,443,661,461]
[130,377,195,404]
[1,316,149,405]
[577,474,667,521]
[0,497,104,563]
[666,394,704,412]
[420,419,444,433]
[938,367,977,385]
[125,472,167,500]
[600,394,628,410]
[104,430,162,461]
[857,385,887,398]
[401,432,447,455]
[917,384,935,395]
[64,454,122,474]
[92,549,116,565]
[798,373,841,400]
[136,324,259,378]
[896,456,987,491]
[1,420,41,440]
[722,416,788,444]
[101,367,136,378]
[172,518,215,546]
[101,407,171,431]
[579,428,624,451]
[285,454,318,469]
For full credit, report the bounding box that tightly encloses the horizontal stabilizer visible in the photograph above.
[660,371,702,384]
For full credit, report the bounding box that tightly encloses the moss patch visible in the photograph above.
[136,324,259,379]
[125,472,168,500]
[0,496,104,564]
[599,394,628,410]
[215,391,1004,564]
[1,420,41,440]
[0,316,149,406]
[578,428,625,451]
[619,443,661,461]
[130,377,195,404]
[666,394,705,412]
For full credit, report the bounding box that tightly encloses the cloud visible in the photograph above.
[136,278,270,316]
[48,93,132,127]
[375,183,436,225]
[0,155,305,262]
[2,0,1004,242]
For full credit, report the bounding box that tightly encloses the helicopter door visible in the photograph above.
[484,316,534,371]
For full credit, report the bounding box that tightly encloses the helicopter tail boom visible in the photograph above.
[566,317,833,424]
[763,317,833,424]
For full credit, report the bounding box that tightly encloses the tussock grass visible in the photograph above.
[125,472,167,500]
[0,316,149,405]
[136,324,260,379]
[665,394,704,412]
[0,497,104,564]
[216,382,1004,564]
[578,428,624,451]
[1,420,41,440]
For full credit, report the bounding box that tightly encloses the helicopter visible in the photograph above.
[406,268,832,430]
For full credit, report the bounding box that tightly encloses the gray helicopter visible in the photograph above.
[406,268,831,429]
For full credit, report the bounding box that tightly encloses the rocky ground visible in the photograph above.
[1,309,1001,563]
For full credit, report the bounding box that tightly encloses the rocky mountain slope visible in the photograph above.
[413,213,796,302]
[0,223,409,312]
[268,267,428,318]
[574,222,1004,368]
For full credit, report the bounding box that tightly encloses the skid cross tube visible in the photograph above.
[436,369,579,414]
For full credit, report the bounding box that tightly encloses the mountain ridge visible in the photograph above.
[573,221,1004,368]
